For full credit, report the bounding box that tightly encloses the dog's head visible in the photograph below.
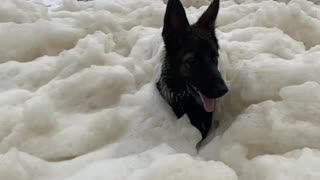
[162,0,228,112]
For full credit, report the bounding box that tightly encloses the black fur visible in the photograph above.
[157,0,228,140]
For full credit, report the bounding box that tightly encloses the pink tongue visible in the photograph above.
[199,93,216,112]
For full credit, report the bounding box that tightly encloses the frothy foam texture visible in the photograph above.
[1,0,320,180]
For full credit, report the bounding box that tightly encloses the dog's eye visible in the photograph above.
[185,57,196,63]
[182,53,195,63]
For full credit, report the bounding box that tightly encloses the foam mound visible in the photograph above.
[1,0,320,179]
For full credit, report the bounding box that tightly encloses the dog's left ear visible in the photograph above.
[196,0,219,31]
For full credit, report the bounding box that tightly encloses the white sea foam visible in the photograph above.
[1,0,320,179]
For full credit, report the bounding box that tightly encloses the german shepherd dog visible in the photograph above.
[157,0,228,141]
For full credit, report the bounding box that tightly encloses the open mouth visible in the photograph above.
[187,83,216,112]
[198,92,216,112]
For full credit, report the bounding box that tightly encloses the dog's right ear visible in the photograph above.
[162,0,189,49]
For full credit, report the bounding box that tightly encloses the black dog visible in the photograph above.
[157,0,228,140]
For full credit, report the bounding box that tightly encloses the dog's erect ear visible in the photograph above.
[162,0,189,47]
[196,0,219,31]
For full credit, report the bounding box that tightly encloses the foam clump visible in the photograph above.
[0,0,49,23]
[1,0,320,179]
[130,154,237,180]
[242,148,320,180]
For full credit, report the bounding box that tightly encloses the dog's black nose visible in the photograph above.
[219,85,228,96]
[214,84,228,98]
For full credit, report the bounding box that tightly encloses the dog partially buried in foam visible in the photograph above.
[157,0,228,142]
